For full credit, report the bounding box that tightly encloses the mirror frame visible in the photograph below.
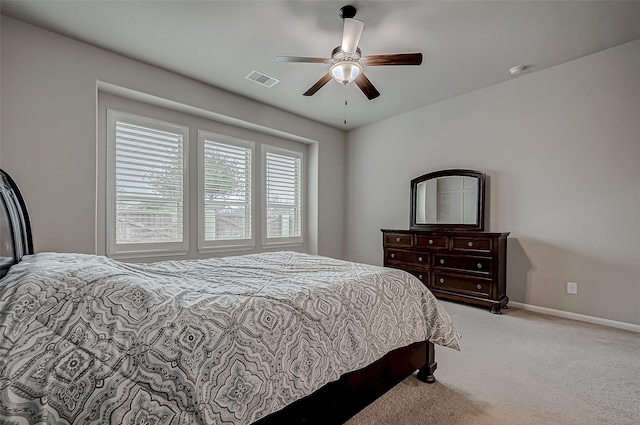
[410,169,486,231]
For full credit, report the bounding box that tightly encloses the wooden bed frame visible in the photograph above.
[0,168,437,424]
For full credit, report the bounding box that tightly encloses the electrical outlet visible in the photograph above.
[567,282,578,295]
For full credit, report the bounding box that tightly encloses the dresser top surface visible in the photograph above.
[381,229,510,237]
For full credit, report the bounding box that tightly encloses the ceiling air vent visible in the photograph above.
[246,70,279,88]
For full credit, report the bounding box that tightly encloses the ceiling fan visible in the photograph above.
[276,5,423,100]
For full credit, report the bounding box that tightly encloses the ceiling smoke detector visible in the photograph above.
[509,65,526,75]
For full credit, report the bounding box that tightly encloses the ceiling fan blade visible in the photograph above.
[341,18,364,53]
[303,73,333,96]
[363,53,423,66]
[276,56,331,64]
[354,73,380,100]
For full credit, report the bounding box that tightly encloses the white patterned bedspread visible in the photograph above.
[0,251,459,424]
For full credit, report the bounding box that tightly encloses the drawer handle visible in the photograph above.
[391,253,395,259]
[440,278,445,284]
[396,237,401,242]
[477,263,483,269]
[468,241,474,247]
[418,256,423,262]
[476,284,482,290]
[418,274,423,280]
[428,239,434,245]
[439,259,445,265]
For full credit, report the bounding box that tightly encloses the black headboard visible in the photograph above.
[0,169,33,278]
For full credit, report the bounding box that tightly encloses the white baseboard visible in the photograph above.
[509,302,640,333]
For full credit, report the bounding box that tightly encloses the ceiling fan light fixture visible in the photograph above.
[330,61,362,84]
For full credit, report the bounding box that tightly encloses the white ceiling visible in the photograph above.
[2,1,640,130]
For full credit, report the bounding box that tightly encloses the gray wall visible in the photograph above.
[345,40,640,325]
[2,16,638,326]
[0,17,346,259]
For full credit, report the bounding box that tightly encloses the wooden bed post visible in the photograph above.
[416,341,437,383]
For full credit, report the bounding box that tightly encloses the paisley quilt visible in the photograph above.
[0,251,459,424]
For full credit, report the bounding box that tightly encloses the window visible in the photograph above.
[198,131,254,251]
[263,146,303,245]
[100,94,308,258]
[106,110,188,257]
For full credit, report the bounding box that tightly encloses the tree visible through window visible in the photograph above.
[107,110,188,256]
[199,132,253,250]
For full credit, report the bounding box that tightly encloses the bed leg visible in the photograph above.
[416,341,437,384]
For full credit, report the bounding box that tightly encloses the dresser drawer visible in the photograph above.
[405,269,429,286]
[384,233,413,247]
[386,249,429,267]
[433,273,491,297]
[433,254,492,275]
[451,237,492,253]
[415,235,448,250]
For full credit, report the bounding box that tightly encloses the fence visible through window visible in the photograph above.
[115,205,182,244]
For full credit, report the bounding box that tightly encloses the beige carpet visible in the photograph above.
[346,301,640,425]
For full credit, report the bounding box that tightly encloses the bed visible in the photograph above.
[0,169,460,424]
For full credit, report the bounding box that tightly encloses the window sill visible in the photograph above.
[108,249,189,260]
[198,245,255,254]
[261,242,303,250]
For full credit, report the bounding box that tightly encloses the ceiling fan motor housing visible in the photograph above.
[331,46,361,61]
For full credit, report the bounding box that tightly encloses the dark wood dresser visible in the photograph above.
[382,229,509,313]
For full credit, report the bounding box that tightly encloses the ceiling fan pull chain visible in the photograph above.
[344,83,348,125]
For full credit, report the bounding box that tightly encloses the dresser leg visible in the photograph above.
[490,306,502,314]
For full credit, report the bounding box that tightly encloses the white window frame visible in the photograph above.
[106,109,189,258]
[262,145,304,247]
[198,130,255,253]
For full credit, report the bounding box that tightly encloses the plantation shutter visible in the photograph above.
[200,133,253,249]
[108,110,188,255]
[265,149,302,241]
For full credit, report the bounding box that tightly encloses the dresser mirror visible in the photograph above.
[410,169,485,231]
